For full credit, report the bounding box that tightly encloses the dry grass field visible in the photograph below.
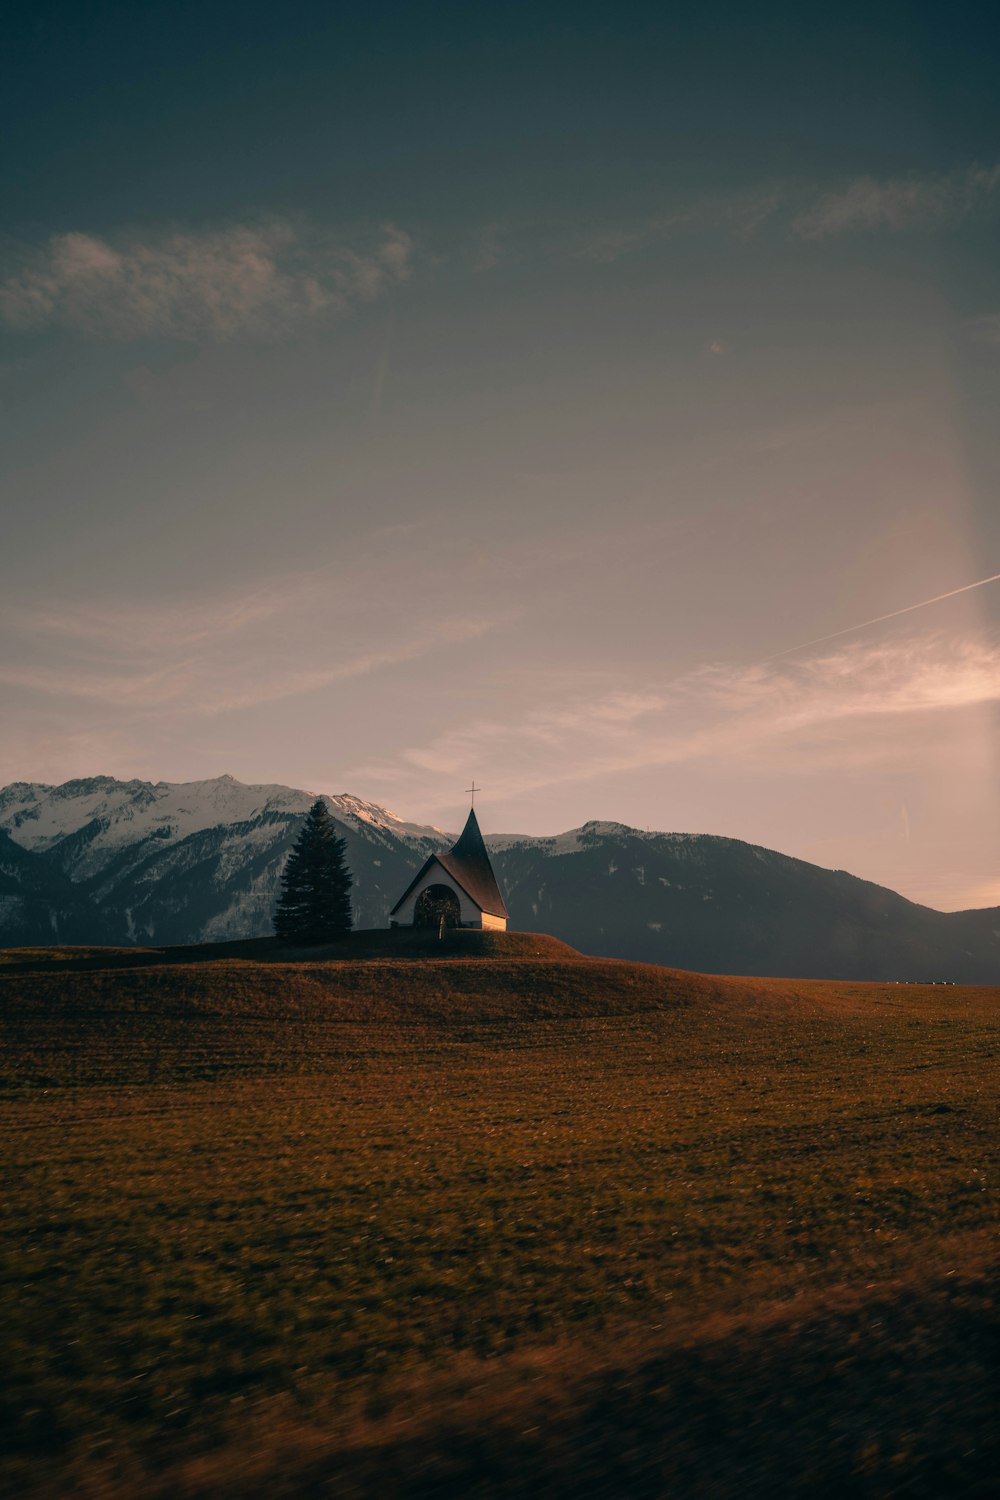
[1,932,998,1498]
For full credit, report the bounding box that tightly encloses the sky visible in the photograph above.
[3,1,1000,909]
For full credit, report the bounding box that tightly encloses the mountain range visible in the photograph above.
[2,774,999,981]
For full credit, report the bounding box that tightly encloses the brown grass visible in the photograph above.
[1,935,997,1497]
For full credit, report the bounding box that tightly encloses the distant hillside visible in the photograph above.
[2,775,1000,981]
[496,823,1000,981]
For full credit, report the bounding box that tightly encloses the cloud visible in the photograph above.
[467,223,504,272]
[555,164,1000,265]
[0,547,514,717]
[376,633,1000,799]
[194,617,501,715]
[0,221,413,340]
[10,164,994,345]
[792,165,1000,239]
[702,635,1000,734]
[0,611,501,713]
[966,313,1000,345]
[570,188,785,263]
[9,587,290,652]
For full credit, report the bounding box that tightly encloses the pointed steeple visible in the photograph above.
[435,806,508,918]
[450,806,489,862]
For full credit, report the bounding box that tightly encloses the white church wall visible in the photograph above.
[392,861,489,928]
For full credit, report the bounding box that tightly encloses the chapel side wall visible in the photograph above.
[392,864,485,927]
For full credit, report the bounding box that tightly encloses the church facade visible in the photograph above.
[389,807,508,931]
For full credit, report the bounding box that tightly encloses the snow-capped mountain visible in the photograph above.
[0,776,444,947]
[3,775,1000,981]
[0,776,442,871]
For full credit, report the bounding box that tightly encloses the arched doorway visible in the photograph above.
[414,884,461,929]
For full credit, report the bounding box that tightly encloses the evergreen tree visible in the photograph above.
[273,799,353,944]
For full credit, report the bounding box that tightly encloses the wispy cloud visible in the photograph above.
[0,611,502,713]
[9,587,291,652]
[372,633,1000,799]
[195,617,501,715]
[0,552,511,716]
[534,163,1000,268]
[966,313,1000,345]
[4,164,996,344]
[792,164,1000,240]
[0,220,413,340]
[467,222,504,272]
[568,188,785,263]
[703,635,1000,735]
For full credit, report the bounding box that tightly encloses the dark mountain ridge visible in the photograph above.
[1,775,998,981]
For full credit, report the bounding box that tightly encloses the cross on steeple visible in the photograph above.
[466,780,480,807]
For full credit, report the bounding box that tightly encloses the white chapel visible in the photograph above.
[389,802,508,932]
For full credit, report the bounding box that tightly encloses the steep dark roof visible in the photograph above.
[437,808,509,917]
[389,808,509,919]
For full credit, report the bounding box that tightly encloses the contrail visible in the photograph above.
[765,569,1000,661]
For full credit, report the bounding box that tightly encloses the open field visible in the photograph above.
[1,934,998,1497]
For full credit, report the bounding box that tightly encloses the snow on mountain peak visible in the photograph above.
[0,775,312,873]
[488,820,644,855]
[0,775,449,883]
[327,793,446,842]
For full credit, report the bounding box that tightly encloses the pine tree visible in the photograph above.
[273,799,354,944]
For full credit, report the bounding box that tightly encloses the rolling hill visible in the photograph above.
[2,936,998,1498]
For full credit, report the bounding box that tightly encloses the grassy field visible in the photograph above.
[1,934,998,1497]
